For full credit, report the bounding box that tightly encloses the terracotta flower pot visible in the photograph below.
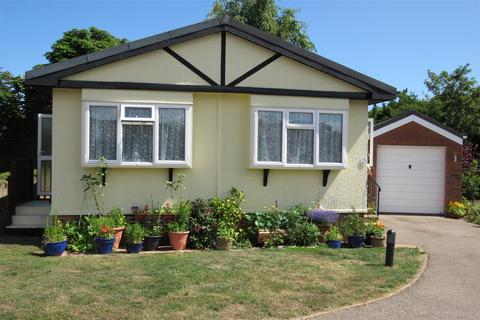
[216,237,233,251]
[168,231,189,250]
[112,227,125,249]
[371,236,386,248]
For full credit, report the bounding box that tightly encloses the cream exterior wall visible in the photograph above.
[52,88,368,214]
[64,49,209,85]
[62,32,365,94]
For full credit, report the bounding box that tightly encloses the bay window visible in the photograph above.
[83,102,192,167]
[252,107,347,169]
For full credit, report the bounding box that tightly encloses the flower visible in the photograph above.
[307,209,339,225]
[100,226,110,234]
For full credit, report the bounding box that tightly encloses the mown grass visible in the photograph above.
[0,237,424,320]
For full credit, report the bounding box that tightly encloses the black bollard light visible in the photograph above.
[385,229,396,267]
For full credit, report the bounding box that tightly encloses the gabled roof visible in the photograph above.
[25,15,396,103]
[374,110,463,145]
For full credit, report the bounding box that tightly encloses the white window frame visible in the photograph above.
[155,104,193,167]
[121,104,155,121]
[367,118,374,167]
[251,107,348,170]
[82,101,192,168]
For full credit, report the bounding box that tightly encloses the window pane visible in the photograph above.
[319,114,343,163]
[89,106,117,160]
[257,111,282,162]
[287,129,314,164]
[289,112,313,124]
[39,160,52,193]
[159,108,185,161]
[125,107,152,119]
[122,124,153,162]
[40,117,52,156]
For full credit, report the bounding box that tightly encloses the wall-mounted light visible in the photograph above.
[454,154,458,163]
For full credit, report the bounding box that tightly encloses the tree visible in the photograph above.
[208,0,315,51]
[369,64,480,146]
[45,27,127,63]
[0,27,127,171]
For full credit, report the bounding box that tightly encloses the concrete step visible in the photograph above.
[15,201,51,216]
[6,224,46,229]
[12,215,52,226]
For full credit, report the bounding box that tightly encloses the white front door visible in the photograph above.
[376,145,445,214]
[37,114,52,196]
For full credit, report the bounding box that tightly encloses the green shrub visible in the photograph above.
[285,222,319,246]
[125,223,145,244]
[109,207,126,227]
[338,213,366,236]
[325,225,342,241]
[462,160,480,200]
[447,201,466,219]
[188,198,216,249]
[89,215,115,238]
[464,200,480,224]
[209,187,246,228]
[167,200,192,232]
[64,216,98,252]
[216,221,237,240]
[43,217,66,243]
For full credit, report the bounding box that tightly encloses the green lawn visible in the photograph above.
[0,237,424,320]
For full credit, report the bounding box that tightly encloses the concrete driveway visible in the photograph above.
[313,215,480,320]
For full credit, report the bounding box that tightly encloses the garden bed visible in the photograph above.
[0,237,424,320]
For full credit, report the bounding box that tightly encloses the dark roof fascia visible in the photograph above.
[25,15,396,102]
[374,110,463,138]
[57,79,371,100]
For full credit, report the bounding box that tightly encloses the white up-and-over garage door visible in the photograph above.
[376,145,445,214]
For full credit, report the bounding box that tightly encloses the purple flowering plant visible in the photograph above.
[306,209,339,225]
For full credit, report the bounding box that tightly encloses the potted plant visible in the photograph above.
[110,207,127,249]
[325,225,343,249]
[216,221,236,251]
[143,208,163,251]
[125,223,144,253]
[338,213,366,248]
[42,217,67,256]
[167,201,191,250]
[306,208,339,242]
[144,225,163,251]
[90,216,115,254]
[446,201,466,219]
[370,220,386,247]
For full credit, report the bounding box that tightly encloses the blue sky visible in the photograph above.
[1,0,479,95]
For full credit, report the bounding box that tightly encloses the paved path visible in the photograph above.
[313,215,480,320]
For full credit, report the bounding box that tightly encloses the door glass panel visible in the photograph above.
[39,160,52,193]
[41,117,52,156]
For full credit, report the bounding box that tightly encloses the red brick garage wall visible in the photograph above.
[373,121,462,212]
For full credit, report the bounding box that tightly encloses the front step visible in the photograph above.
[11,215,52,226]
[8,200,52,229]
[15,201,51,216]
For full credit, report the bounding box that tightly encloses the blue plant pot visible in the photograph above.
[348,235,364,248]
[43,240,67,256]
[326,240,342,249]
[126,242,143,254]
[95,238,115,254]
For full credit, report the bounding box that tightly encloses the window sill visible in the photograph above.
[81,162,192,169]
[250,163,346,170]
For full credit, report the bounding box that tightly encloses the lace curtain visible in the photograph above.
[158,108,185,161]
[122,124,153,162]
[319,114,342,163]
[125,107,152,118]
[89,106,117,160]
[287,129,314,164]
[257,111,282,162]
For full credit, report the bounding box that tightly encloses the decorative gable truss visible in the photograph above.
[25,16,396,104]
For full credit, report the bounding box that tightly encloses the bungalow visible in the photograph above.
[18,16,396,225]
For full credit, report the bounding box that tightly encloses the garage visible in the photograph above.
[373,110,463,214]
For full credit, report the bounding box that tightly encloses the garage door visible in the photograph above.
[376,145,445,214]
